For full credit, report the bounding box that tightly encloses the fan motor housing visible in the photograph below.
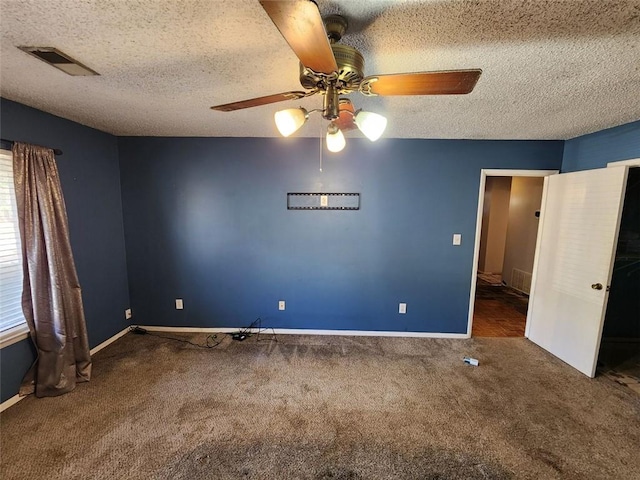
[299,43,364,92]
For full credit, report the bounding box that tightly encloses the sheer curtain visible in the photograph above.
[13,142,91,397]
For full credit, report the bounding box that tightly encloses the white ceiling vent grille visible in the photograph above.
[18,47,99,76]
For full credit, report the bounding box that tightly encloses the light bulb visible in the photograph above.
[354,111,387,141]
[274,108,308,137]
[326,123,346,153]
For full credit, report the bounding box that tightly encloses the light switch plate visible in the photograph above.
[175,299,183,310]
[399,303,407,314]
[278,300,285,311]
[320,195,328,207]
[453,234,462,246]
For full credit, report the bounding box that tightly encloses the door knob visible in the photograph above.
[591,283,603,290]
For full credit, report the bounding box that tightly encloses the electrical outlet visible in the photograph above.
[278,300,285,311]
[399,303,407,314]
[175,299,184,310]
[320,195,328,207]
[453,233,462,245]
[125,308,132,320]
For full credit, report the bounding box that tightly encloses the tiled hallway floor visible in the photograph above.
[472,278,528,337]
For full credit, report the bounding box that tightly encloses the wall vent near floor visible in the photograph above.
[511,268,532,295]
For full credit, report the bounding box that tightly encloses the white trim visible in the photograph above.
[0,394,24,413]
[90,327,130,355]
[137,325,468,339]
[0,326,131,413]
[0,323,30,349]
[525,176,552,338]
[607,158,640,168]
[476,169,559,177]
[468,169,559,337]
[0,324,465,412]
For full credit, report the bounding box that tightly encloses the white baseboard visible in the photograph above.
[90,326,130,356]
[0,394,23,413]
[138,325,469,339]
[0,323,30,349]
[1,326,132,413]
[1,324,467,413]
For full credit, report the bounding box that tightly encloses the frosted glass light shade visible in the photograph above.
[326,123,346,153]
[274,108,308,137]
[354,111,387,141]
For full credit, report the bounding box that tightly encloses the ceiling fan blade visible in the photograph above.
[211,91,314,112]
[360,69,482,96]
[259,0,338,75]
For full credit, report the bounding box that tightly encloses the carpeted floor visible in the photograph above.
[599,340,640,395]
[2,332,640,479]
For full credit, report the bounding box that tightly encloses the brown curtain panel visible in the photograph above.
[13,142,91,397]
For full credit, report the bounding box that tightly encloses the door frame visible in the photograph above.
[467,169,559,337]
[607,158,640,168]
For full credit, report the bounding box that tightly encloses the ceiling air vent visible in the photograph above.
[18,47,99,76]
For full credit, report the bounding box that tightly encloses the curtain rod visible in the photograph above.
[0,138,63,156]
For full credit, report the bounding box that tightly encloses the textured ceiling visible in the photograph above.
[1,0,639,140]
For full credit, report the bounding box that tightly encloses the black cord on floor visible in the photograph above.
[129,326,222,349]
[230,317,277,342]
[233,318,261,338]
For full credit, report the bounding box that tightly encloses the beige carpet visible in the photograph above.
[2,333,640,479]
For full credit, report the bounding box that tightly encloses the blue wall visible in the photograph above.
[119,137,562,334]
[0,99,130,402]
[562,120,640,172]
[1,97,635,404]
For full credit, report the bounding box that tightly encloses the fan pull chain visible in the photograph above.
[319,120,323,173]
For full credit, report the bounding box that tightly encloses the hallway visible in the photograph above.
[472,278,528,337]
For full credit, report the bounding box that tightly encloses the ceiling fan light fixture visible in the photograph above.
[275,108,308,137]
[354,111,387,142]
[326,122,346,153]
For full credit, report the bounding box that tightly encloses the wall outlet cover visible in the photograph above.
[399,303,407,314]
[125,308,132,320]
[278,300,285,311]
[175,299,184,310]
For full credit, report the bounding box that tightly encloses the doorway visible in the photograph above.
[468,169,558,337]
[597,166,640,391]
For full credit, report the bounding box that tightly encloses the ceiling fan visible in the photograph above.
[211,0,482,152]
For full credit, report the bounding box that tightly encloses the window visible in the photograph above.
[0,149,28,347]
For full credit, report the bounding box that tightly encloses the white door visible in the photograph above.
[526,166,628,377]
